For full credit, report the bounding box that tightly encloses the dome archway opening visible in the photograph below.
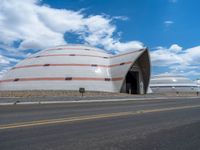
[120,49,150,94]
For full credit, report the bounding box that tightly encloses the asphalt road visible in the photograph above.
[1,97,200,150]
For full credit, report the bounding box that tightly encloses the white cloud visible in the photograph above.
[0,67,11,79]
[112,16,129,21]
[169,65,200,77]
[0,54,20,78]
[151,44,200,78]
[154,70,200,80]
[164,20,174,27]
[0,54,20,65]
[103,41,144,52]
[0,0,144,78]
[0,55,10,64]
[151,45,184,66]
[169,44,182,53]
[151,44,200,66]
[0,0,143,52]
[183,46,200,65]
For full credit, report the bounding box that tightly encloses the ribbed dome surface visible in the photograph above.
[150,75,199,93]
[151,75,196,86]
[0,44,150,93]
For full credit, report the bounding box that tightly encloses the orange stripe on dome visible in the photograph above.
[11,61,133,70]
[109,61,133,67]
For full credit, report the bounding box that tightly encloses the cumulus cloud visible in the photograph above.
[0,0,143,52]
[183,46,200,65]
[0,68,9,79]
[0,54,19,65]
[151,45,184,66]
[151,44,200,78]
[151,44,200,66]
[0,54,19,79]
[0,55,10,64]
[169,44,182,53]
[0,0,145,78]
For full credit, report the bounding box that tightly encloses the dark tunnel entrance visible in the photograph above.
[120,49,150,94]
[125,71,139,94]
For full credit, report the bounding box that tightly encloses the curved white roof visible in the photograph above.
[196,79,200,84]
[150,75,197,87]
[150,75,198,93]
[0,44,150,93]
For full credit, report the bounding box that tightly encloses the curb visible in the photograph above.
[0,96,199,106]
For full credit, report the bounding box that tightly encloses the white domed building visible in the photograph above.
[150,75,199,93]
[195,79,200,91]
[0,44,150,94]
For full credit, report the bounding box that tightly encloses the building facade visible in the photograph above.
[0,45,151,94]
[150,75,199,93]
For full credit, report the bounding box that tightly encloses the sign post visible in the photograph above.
[79,88,85,97]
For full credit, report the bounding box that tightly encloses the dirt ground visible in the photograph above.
[0,90,199,98]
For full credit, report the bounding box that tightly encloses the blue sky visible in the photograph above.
[43,0,200,48]
[0,0,200,80]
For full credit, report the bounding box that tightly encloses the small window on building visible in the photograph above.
[91,64,98,67]
[105,78,111,81]
[13,78,20,82]
[65,77,72,80]
[44,64,50,66]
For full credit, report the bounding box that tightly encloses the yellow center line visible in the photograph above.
[1,104,200,130]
